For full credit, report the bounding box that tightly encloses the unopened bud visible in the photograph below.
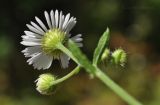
[101,48,111,61]
[111,48,127,66]
[35,73,56,95]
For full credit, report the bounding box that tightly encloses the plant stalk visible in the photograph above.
[94,66,142,105]
[57,43,142,105]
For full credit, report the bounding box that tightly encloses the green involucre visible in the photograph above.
[42,29,67,58]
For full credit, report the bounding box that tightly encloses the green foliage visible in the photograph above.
[93,28,110,65]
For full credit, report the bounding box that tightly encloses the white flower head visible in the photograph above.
[21,10,83,70]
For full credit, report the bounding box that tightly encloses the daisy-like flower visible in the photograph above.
[21,10,83,70]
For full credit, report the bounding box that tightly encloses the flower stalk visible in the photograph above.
[51,66,81,85]
[35,66,81,95]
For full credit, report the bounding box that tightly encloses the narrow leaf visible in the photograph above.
[93,28,110,65]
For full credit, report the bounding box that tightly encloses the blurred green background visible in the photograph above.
[0,0,160,105]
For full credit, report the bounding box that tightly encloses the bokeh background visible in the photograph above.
[0,0,160,105]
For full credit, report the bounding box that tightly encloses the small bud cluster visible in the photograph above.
[101,48,127,66]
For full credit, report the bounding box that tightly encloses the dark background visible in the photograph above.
[0,0,160,105]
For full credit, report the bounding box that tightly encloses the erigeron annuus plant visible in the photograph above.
[21,10,142,105]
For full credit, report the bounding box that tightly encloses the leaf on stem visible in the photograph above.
[93,28,110,65]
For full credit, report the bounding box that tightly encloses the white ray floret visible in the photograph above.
[44,11,52,29]
[24,31,42,38]
[21,10,83,70]
[30,21,45,34]
[35,16,48,31]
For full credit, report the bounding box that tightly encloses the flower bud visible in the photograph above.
[101,48,111,61]
[35,73,56,95]
[111,48,127,66]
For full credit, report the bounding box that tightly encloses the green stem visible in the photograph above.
[56,43,142,105]
[94,66,142,105]
[56,43,78,64]
[52,66,81,85]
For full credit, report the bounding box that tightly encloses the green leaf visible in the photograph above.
[68,40,95,73]
[93,28,110,65]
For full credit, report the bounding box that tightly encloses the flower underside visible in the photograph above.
[42,29,67,58]
[21,10,83,69]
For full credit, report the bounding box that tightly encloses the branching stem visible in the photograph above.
[57,43,142,105]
